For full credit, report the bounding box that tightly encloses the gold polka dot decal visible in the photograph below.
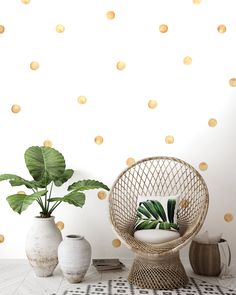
[43,140,53,147]
[0,234,4,243]
[95,136,103,145]
[56,24,65,33]
[179,199,190,209]
[17,191,26,195]
[56,221,64,230]
[77,96,87,104]
[11,104,21,114]
[159,24,168,33]
[21,0,30,4]
[208,118,217,127]
[224,213,233,223]
[217,24,226,33]
[183,56,192,65]
[192,0,202,4]
[148,100,158,109]
[116,61,126,71]
[126,157,135,167]
[165,135,174,144]
[199,162,208,171]
[229,78,236,87]
[98,191,107,200]
[0,25,5,34]
[112,239,121,248]
[106,11,115,20]
[30,61,40,71]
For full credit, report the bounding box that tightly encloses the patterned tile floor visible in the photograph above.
[0,259,235,295]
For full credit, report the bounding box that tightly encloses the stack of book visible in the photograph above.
[92,259,125,271]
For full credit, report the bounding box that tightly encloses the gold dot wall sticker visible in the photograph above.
[208,118,217,127]
[159,24,168,33]
[97,191,107,200]
[112,239,121,248]
[17,191,26,195]
[0,25,5,34]
[11,104,21,114]
[179,199,190,209]
[56,221,65,230]
[217,24,226,33]
[30,61,40,70]
[229,78,236,87]
[77,96,87,104]
[148,100,158,109]
[106,11,116,20]
[224,213,233,223]
[183,56,192,65]
[199,162,208,171]
[126,157,135,167]
[116,61,126,71]
[56,24,65,33]
[21,0,30,4]
[192,0,202,4]
[95,135,103,145]
[0,235,4,243]
[43,140,53,147]
[165,135,174,144]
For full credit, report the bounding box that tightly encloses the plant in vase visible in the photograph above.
[0,146,109,277]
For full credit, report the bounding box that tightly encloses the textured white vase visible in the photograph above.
[58,235,92,283]
[25,216,62,277]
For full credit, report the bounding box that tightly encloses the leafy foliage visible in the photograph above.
[0,146,109,217]
[68,179,109,191]
[135,199,178,231]
[7,190,47,214]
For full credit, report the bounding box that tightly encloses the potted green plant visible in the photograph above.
[0,146,109,277]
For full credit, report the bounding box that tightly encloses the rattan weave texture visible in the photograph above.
[109,157,209,289]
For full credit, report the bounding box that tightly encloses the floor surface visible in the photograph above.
[0,259,235,295]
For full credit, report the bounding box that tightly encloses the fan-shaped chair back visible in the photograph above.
[109,157,209,289]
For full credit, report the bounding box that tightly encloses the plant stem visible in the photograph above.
[46,182,54,213]
[48,201,61,215]
[44,193,47,214]
[36,199,45,212]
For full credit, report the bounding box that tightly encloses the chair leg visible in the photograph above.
[128,251,188,289]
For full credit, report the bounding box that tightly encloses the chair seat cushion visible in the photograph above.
[134,229,180,244]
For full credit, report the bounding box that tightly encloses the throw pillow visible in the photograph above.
[134,195,179,231]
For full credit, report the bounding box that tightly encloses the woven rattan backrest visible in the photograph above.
[110,157,209,234]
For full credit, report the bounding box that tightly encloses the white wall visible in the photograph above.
[0,0,235,259]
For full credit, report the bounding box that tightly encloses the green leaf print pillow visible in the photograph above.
[134,196,179,231]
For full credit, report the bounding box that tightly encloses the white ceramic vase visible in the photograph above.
[25,216,62,277]
[58,235,92,283]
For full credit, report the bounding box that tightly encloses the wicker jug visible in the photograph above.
[189,239,231,276]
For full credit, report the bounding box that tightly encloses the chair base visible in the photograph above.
[128,251,188,289]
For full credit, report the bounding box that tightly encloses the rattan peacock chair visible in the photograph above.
[109,156,209,289]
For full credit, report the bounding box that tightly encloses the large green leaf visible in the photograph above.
[54,169,74,187]
[167,199,176,223]
[137,205,152,219]
[6,190,47,214]
[24,146,66,182]
[135,219,159,230]
[0,174,37,190]
[142,201,159,219]
[48,191,85,207]
[159,222,171,230]
[68,179,109,191]
[151,200,167,222]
